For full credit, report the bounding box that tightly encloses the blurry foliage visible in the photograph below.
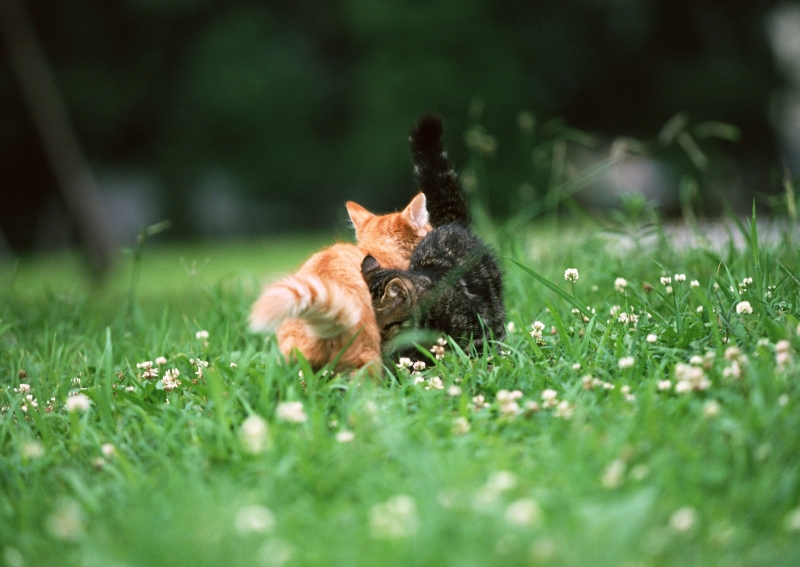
[0,0,786,243]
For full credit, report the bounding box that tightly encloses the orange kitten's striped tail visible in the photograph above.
[249,274,360,338]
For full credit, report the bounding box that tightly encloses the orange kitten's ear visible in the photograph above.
[346,201,373,233]
[402,193,429,234]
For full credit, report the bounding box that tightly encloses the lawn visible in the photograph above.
[1,213,800,567]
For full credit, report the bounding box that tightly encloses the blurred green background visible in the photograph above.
[1,0,798,254]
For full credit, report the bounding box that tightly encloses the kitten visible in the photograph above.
[361,225,505,359]
[249,193,430,372]
[359,115,505,360]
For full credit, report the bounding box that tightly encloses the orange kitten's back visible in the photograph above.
[249,193,430,371]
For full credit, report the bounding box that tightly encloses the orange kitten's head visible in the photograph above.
[346,193,430,270]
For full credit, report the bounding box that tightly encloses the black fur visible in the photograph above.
[362,224,505,359]
[409,114,471,228]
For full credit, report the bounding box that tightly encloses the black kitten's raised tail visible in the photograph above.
[409,114,471,228]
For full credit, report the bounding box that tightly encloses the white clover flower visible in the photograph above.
[397,357,412,369]
[472,394,488,410]
[657,379,672,391]
[101,443,116,457]
[505,498,541,527]
[530,320,546,340]
[161,368,181,392]
[582,375,601,390]
[412,360,427,371]
[646,333,658,343]
[195,330,209,340]
[452,416,470,435]
[665,285,674,295]
[689,355,703,366]
[669,507,698,533]
[690,280,700,288]
[696,305,704,313]
[722,361,742,380]
[276,401,307,423]
[413,375,425,385]
[230,362,238,369]
[65,393,90,413]
[703,400,721,417]
[564,268,579,282]
[506,321,517,334]
[572,363,581,370]
[601,459,626,489]
[15,383,30,394]
[674,362,711,392]
[425,376,444,390]
[46,498,85,541]
[660,276,672,286]
[674,273,686,282]
[614,277,628,292]
[736,301,753,314]
[524,400,540,413]
[430,344,446,359]
[497,390,523,402]
[553,400,573,418]
[336,430,355,443]
[136,360,158,380]
[741,277,753,287]
[447,385,463,397]
[499,401,520,416]
[487,471,517,492]
[618,356,635,369]
[22,441,44,460]
[239,415,270,454]
[155,356,167,365]
[541,389,558,408]
[620,385,635,402]
[369,495,418,539]
[235,504,276,535]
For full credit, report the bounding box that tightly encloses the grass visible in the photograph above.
[2,212,800,567]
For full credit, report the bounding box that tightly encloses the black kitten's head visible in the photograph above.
[361,255,417,343]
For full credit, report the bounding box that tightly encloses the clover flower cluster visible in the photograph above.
[189,358,209,381]
[674,361,711,393]
[722,346,747,381]
[582,375,615,391]
[162,368,181,392]
[430,337,447,359]
[530,321,546,342]
[276,401,307,423]
[136,360,158,380]
[776,339,793,370]
[11,383,54,414]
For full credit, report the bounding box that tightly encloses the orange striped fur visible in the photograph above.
[250,193,430,371]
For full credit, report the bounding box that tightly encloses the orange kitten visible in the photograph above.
[249,193,430,371]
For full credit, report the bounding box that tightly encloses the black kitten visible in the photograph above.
[361,225,505,358]
[360,115,505,360]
